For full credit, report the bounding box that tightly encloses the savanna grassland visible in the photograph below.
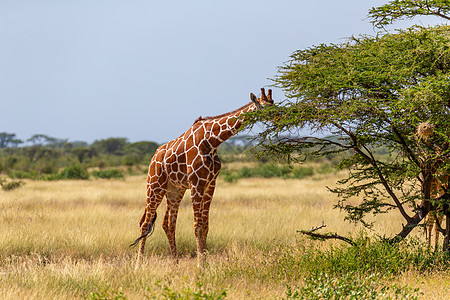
[1,171,449,299]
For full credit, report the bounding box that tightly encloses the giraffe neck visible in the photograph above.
[199,102,256,149]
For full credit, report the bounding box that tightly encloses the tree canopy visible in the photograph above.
[369,0,450,27]
[246,24,450,249]
[0,132,23,148]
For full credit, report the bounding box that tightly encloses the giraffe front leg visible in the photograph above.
[191,181,217,267]
[188,159,219,268]
[193,207,206,267]
[199,180,217,249]
[190,186,207,268]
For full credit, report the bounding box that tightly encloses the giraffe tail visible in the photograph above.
[129,212,157,247]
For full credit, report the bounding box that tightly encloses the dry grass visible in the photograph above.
[0,174,448,299]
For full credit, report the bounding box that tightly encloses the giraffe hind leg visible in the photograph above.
[134,184,166,266]
[426,215,433,250]
[139,209,146,227]
[434,215,443,251]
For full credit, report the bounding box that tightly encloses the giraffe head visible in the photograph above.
[250,88,274,109]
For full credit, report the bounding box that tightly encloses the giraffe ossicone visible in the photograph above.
[133,88,274,267]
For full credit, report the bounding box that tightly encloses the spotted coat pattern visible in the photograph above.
[135,88,274,266]
[425,174,448,250]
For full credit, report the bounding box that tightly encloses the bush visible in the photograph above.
[290,166,314,179]
[270,235,450,281]
[285,272,422,299]
[147,281,228,300]
[220,168,238,183]
[219,164,315,182]
[88,288,126,300]
[7,170,39,180]
[39,164,57,174]
[316,162,336,174]
[7,166,89,181]
[249,164,292,178]
[57,165,89,180]
[0,178,24,191]
[269,235,447,300]
[87,282,227,300]
[91,169,125,179]
[122,154,139,166]
[237,167,253,178]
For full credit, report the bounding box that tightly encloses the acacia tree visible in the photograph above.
[368,0,450,27]
[0,132,23,148]
[246,25,450,250]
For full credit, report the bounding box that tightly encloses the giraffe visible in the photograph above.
[416,122,449,250]
[424,174,448,250]
[131,88,274,267]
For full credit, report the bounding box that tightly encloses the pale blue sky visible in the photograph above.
[0,1,443,144]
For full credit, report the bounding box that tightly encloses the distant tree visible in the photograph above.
[246,25,450,249]
[123,141,159,157]
[46,137,68,148]
[71,147,91,163]
[0,132,23,148]
[123,141,159,165]
[27,134,48,146]
[68,141,89,148]
[27,134,66,147]
[25,146,55,163]
[225,135,255,148]
[9,139,23,148]
[91,138,128,155]
[369,0,450,28]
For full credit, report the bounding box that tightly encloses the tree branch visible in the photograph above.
[390,125,421,167]
[333,123,413,222]
[369,0,450,27]
[297,223,357,246]
[428,8,450,21]
[391,208,429,243]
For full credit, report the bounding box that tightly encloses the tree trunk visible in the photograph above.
[391,174,433,243]
[391,205,429,243]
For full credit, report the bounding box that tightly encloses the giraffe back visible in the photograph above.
[148,121,223,190]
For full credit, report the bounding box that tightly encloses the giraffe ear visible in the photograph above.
[250,93,257,103]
